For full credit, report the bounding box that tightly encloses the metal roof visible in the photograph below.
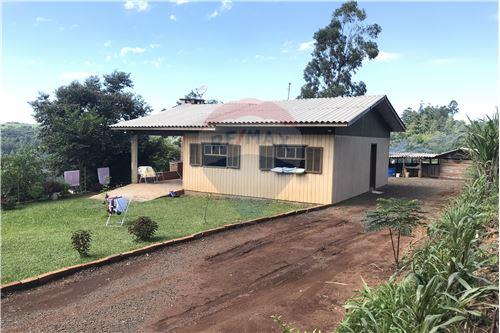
[389,152,437,159]
[111,95,405,131]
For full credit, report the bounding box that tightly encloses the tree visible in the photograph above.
[175,89,222,106]
[299,1,381,98]
[31,71,152,188]
[365,198,422,268]
[1,146,47,202]
[0,122,39,155]
[391,100,466,153]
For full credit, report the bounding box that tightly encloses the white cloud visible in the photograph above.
[374,51,401,62]
[174,0,188,4]
[120,47,146,56]
[123,0,149,12]
[169,14,177,21]
[59,71,95,81]
[105,55,112,62]
[209,0,232,19]
[104,41,111,47]
[70,24,79,29]
[429,58,456,65]
[150,43,161,49]
[298,40,314,51]
[35,16,52,23]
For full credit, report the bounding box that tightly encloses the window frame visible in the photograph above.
[189,143,202,166]
[305,147,323,174]
[274,145,307,169]
[202,142,229,168]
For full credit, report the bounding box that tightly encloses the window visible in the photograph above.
[227,145,241,169]
[305,147,323,173]
[259,146,274,170]
[203,143,228,167]
[259,145,323,174]
[189,143,201,166]
[274,145,306,168]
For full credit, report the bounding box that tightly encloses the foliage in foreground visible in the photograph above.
[364,198,422,268]
[463,112,499,184]
[337,176,498,332]
[71,230,92,257]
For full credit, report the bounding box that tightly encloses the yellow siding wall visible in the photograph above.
[182,131,334,204]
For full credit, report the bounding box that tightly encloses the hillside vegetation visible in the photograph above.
[0,122,39,155]
[390,101,466,153]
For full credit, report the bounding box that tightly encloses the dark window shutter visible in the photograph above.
[189,143,202,166]
[227,145,240,169]
[259,146,274,170]
[305,147,323,173]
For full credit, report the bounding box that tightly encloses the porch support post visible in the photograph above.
[131,134,138,184]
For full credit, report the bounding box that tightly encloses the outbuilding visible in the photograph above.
[112,95,405,204]
[388,148,471,180]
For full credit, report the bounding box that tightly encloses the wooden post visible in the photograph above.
[402,158,406,178]
[131,134,138,184]
[418,159,422,178]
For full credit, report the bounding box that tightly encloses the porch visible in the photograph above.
[90,179,183,202]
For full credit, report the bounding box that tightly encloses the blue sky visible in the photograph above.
[2,1,498,123]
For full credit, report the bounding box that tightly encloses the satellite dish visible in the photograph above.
[195,85,208,97]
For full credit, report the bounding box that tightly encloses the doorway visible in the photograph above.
[369,144,377,189]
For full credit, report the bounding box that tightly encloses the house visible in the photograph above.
[111,95,405,205]
[388,148,471,180]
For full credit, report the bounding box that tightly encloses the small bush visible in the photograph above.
[128,216,158,241]
[89,182,102,192]
[43,180,68,195]
[28,183,44,200]
[71,230,92,257]
[1,196,16,210]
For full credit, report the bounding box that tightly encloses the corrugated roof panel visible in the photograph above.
[111,95,403,130]
[389,152,437,158]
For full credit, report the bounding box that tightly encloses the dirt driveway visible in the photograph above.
[1,178,463,333]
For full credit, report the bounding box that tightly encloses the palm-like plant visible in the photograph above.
[464,111,499,184]
[365,198,422,268]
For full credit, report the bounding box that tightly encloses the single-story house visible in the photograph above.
[388,148,471,180]
[111,95,405,205]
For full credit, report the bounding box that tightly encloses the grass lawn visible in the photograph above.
[1,194,309,284]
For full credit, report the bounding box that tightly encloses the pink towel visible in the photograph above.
[64,170,80,187]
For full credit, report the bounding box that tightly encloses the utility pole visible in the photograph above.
[287,82,291,100]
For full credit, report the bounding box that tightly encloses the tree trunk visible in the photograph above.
[389,229,398,268]
[396,230,401,266]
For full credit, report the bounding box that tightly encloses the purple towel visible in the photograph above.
[64,170,80,187]
[97,167,110,185]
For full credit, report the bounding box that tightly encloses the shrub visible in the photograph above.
[1,196,16,210]
[43,180,68,195]
[364,198,422,268]
[71,230,92,257]
[128,216,158,241]
[28,183,44,200]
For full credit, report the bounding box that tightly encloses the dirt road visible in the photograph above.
[1,178,462,333]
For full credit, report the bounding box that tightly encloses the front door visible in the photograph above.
[369,144,377,189]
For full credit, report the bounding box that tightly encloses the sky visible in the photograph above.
[1,1,498,124]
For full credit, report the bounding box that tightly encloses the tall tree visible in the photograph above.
[31,71,151,188]
[391,100,466,153]
[299,1,381,98]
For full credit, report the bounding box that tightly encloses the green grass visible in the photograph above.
[1,194,308,284]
